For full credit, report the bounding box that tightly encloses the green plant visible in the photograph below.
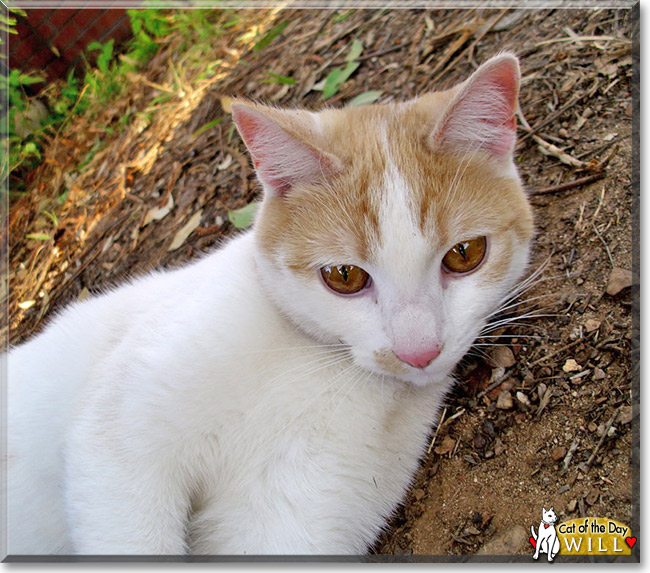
[321,39,363,100]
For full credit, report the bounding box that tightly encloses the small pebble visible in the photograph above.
[567,499,578,512]
[516,391,530,406]
[496,390,514,410]
[606,267,634,296]
[551,446,567,461]
[563,359,581,373]
[593,368,606,381]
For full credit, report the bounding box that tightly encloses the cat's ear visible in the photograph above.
[431,53,520,158]
[231,101,342,197]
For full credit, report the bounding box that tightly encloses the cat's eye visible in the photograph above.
[442,236,487,274]
[320,265,370,295]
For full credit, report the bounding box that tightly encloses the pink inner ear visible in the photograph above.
[232,103,338,197]
[435,56,520,157]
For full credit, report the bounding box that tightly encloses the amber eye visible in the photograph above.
[320,265,370,295]
[442,237,488,274]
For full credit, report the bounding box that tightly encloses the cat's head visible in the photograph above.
[232,53,533,388]
[542,507,558,524]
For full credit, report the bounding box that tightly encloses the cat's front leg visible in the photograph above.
[64,415,192,554]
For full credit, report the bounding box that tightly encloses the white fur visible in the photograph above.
[7,232,445,555]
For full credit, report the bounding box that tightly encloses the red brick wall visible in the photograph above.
[9,9,132,83]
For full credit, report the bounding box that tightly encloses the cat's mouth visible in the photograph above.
[369,348,452,386]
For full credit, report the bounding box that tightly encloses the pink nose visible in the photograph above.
[395,346,442,369]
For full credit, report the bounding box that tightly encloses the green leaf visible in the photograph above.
[18,73,45,85]
[346,39,363,62]
[40,209,58,227]
[227,202,259,229]
[322,60,359,100]
[253,20,288,52]
[26,233,51,241]
[263,72,296,85]
[347,90,383,107]
[332,10,354,23]
[192,118,222,138]
[86,41,105,52]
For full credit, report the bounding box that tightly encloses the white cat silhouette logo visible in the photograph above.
[530,507,561,562]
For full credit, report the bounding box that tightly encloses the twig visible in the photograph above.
[591,220,615,268]
[561,437,580,474]
[528,337,584,368]
[518,81,599,144]
[531,172,606,195]
[476,368,511,400]
[428,407,447,454]
[532,135,590,169]
[428,27,475,86]
[535,386,554,418]
[585,408,621,469]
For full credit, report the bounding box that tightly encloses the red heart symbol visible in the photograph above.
[529,537,536,549]
[544,524,550,529]
[626,537,637,549]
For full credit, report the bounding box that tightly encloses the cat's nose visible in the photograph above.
[395,346,442,369]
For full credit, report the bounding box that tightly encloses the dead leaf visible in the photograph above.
[490,346,516,368]
[606,267,634,296]
[168,210,203,251]
[220,96,233,113]
[143,194,174,227]
[217,155,233,171]
[433,435,456,456]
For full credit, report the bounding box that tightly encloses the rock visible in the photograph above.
[586,488,600,505]
[593,368,606,381]
[619,405,637,425]
[567,499,578,512]
[584,318,601,332]
[562,359,581,373]
[551,446,567,461]
[606,267,634,296]
[516,391,531,406]
[477,525,528,555]
[496,390,514,410]
[490,346,516,368]
[494,438,506,456]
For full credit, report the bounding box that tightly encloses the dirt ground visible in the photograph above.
[7,6,639,560]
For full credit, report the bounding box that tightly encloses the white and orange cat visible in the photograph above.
[6,53,533,555]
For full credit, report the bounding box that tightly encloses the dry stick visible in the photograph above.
[585,407,621,470]
[535,386,554,418]
[428,11,507,85]
[518,80,600,144]
[531,172,606,195]
[591,220,616,268]
[466,10,510,67]
[427,406,448,454]
[427,27,474,86]
[527,337,585,368]
[561,437,580,474]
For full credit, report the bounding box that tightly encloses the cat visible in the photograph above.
[6,52,533,556]
[531,507,561,561]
